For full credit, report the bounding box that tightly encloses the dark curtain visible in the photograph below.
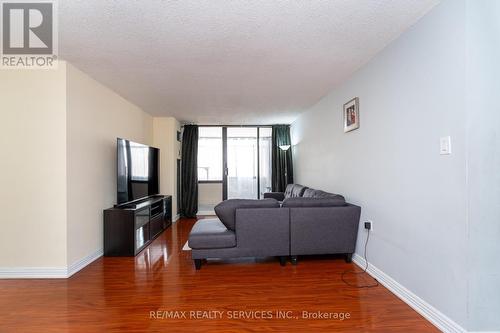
[181,125,198,218]
[272,125,294,192]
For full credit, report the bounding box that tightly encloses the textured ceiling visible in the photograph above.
[59,0,439,125]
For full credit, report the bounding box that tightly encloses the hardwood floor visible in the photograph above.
[0,218,438,332]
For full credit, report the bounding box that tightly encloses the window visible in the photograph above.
[197,127,223,181]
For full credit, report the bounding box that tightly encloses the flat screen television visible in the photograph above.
[117,138,159,205]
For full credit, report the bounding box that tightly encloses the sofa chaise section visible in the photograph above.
[188,199,289,269]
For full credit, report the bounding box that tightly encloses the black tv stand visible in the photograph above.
[114,195,166,209]
[104,195,172,256]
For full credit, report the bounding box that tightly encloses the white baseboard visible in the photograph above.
[0,267,68,279]
[0,248,103,279]
[67,248,103,277]
[352,253,466,333]
[173,214,180,222]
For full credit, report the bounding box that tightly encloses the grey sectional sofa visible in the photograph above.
[188,184,361,269]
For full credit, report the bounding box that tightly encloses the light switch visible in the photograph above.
[440,136,451,155]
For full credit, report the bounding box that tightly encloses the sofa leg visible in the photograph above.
[279,256,287,266]
[291,256,298,265]
[345,253,353,263]
[194,259,202,270]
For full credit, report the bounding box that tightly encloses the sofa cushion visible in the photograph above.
[263,192,285,201]
[282,197,347,208]
[284,184,308,198]
[214,198,280,230]
[188,218,236,249]
[303,188,345,201]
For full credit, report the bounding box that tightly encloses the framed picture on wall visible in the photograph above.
[343,97,359,133]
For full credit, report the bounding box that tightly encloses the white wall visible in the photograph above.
[0,62,175,274]
[0,63,68,268]
[465,0,500,330]
[66,63,154,266]
[153,117,181,219]
[291,0,469,328]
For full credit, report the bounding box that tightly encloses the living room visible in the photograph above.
[0,0,499,332]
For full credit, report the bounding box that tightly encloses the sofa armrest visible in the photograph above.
[263,192,285,201]
[235,208,289,256]
[290,204,361,255]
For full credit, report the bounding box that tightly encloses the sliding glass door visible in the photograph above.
[226,128,258,199]
[224,127,272,199]
[198,126,271,208]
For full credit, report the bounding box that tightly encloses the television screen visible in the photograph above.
[117,138,159,205]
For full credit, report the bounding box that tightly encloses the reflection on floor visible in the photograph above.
[0,218,438,332]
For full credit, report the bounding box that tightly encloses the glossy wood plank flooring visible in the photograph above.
[0,218,438,332]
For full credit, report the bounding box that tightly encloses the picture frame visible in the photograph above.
[343,97,360,133]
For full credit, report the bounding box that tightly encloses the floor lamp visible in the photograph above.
[279,145,291,187]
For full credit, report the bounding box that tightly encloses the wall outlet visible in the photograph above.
[364,220,373,231]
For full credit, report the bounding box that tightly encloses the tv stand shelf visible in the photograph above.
[104,195,172,256]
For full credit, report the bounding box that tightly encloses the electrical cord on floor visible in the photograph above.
[341,229,379,288]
